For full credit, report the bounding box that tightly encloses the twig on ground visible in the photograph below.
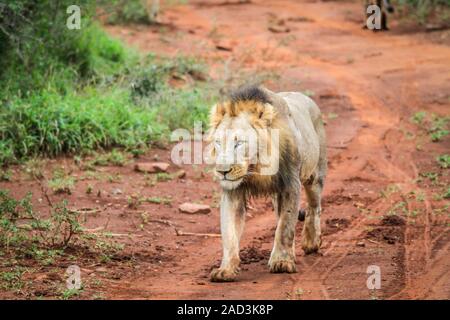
[327,145,347,150]
[149,219,175,227]
[175,229,221,238]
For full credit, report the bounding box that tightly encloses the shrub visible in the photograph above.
[394,0,450,24]
[0,1,213,166]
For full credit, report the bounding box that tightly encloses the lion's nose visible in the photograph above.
[217,168,232,176]
[216,165,232,176]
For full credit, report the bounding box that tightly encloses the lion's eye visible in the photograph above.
[235,141,244,149]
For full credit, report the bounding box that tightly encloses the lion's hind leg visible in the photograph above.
[301,113,327,254]
[301,174,324,254]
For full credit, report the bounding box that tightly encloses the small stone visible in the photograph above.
[356,241,365,247]
[112,188,123,195]
[179,203,211,214]
[175,170,186,179]
[353,202,365,208]
[268,24,290,33]
[215,39,234,51]
[135,162,170,173]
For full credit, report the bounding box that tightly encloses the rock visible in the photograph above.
[112,188,123,195]
[268,21,290,33]
[268,25,290,33]
[35,274,48,282]
[175,170,186,179]
[356,241,365,247]
[179,202,211,214]
[135,162,169,173]
[95,267,108,273]
[353,201,365,208]
[215,41,233,52]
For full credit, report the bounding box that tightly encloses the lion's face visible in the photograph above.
[209,98,278,191]
[212,113,257,190]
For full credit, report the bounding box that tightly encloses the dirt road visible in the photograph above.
[101,0,450,299]
[2,0,449,300]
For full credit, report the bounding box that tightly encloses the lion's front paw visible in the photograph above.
[210,267,239,282]
[269,259,297,273]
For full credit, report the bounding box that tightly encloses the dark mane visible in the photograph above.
[229,85,272,105]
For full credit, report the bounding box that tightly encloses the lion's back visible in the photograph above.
[276,91,325,181]
[277,92,322,123]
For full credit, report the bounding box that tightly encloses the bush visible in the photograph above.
[0,190,81,249]
[1,86,164,161]
[0,1,213,166]
[394,0,450,24]
[101,0,152,25]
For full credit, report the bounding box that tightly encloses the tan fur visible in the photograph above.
[209,86,327,282]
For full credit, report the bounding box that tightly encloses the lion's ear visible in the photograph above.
[254,103,276,127]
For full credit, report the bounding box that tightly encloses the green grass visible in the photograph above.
[102,0,153,25]
[145,196,173,205]
[410,111,427,125]
[409,111,449,143]
[437,154,450,168]
[443,187,450,199]
[394,0,450,25]
[0,268,26,291]
[91,149,129,167]
[0,24,214,166]
[0,169,12,182]
[48,168,76,195]
[0,189,125,288]
[61,288,82,300]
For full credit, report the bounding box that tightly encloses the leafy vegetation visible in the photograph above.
[0,0,214,167]
[410,111,449,143]
[394,0,450,25]
[437,154,450,169]
[48,168,76,194]
[0,189,124,294]
[90,149,129,167]
[101,0,153,25]
[0,190,80,250]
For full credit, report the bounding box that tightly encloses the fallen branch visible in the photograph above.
[102,233,138,238]
[82,226,105,233]
[69,208,101,215]
[327,145,347,150]
[367,239,381,245]
[175,229,221,238]
[34,174,54,209]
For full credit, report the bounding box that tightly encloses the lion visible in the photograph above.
[208,85,327,282]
